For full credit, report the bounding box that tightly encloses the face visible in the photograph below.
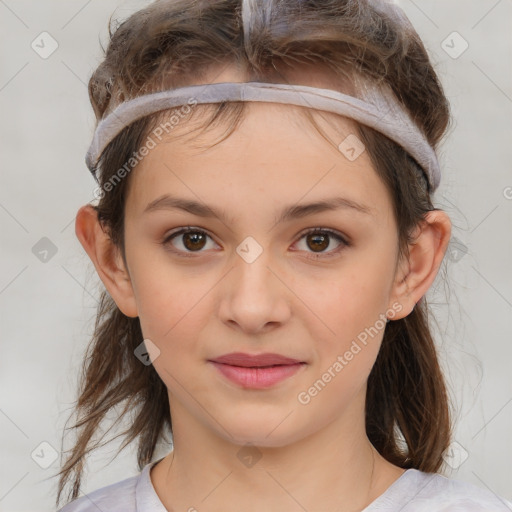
[120,101,403,448]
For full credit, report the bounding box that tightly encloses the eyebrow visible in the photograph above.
[143,194,374,224]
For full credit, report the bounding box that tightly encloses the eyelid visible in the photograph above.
[296,226,350,245]
[292,227,350,260]
[162,225,350,258]
[162,226,220,256]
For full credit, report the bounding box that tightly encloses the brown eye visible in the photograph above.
[163,228,217,255]
[294,228,349,260]
[162,226,349,260]
[306,232,330,252]
[182,231,207,251]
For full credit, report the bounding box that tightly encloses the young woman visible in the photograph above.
[55,0,512,510]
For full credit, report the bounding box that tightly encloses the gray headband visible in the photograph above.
[85,80,441,191]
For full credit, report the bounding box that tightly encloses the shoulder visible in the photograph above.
[57,472,139,512]
[375,469,512,512]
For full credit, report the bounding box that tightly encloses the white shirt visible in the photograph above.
[58,461,512,511]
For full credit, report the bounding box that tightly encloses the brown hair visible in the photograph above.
[55,0,452,506]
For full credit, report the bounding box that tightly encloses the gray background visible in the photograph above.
[1,1,511,510]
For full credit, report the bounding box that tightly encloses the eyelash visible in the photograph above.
[161,226,350,260]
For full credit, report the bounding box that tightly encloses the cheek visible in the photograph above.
[136,279,211,345]
[127,245,216,345]
[293,266,391,420]
[290,251,395,407]
[294,251,395,345]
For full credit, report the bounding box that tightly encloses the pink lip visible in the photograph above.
[210,352,303,367]
[208,352,306,389]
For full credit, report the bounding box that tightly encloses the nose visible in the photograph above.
[218,247,292,335]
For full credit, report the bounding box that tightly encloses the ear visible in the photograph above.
[388,209,451,320]
[75,204,139,318]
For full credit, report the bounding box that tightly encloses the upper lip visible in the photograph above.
[209,352,304,367]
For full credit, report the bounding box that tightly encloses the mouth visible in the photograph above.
[208,352,306,389]
[210,352,303,367]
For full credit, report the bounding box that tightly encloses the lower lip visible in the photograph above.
[209,362,305,389]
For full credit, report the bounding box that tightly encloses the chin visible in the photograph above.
[214,413,309,449]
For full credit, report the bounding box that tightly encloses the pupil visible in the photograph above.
[308,233,328,252]
[184,232,206,251]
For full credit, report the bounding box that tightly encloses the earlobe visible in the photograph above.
[388,210,451,320]
[75,204,139,318]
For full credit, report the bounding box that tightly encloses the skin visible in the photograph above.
[76,71,451,511]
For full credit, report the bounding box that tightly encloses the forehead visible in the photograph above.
[125,101,393,223]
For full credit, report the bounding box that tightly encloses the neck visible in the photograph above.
[150,395,404,512]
